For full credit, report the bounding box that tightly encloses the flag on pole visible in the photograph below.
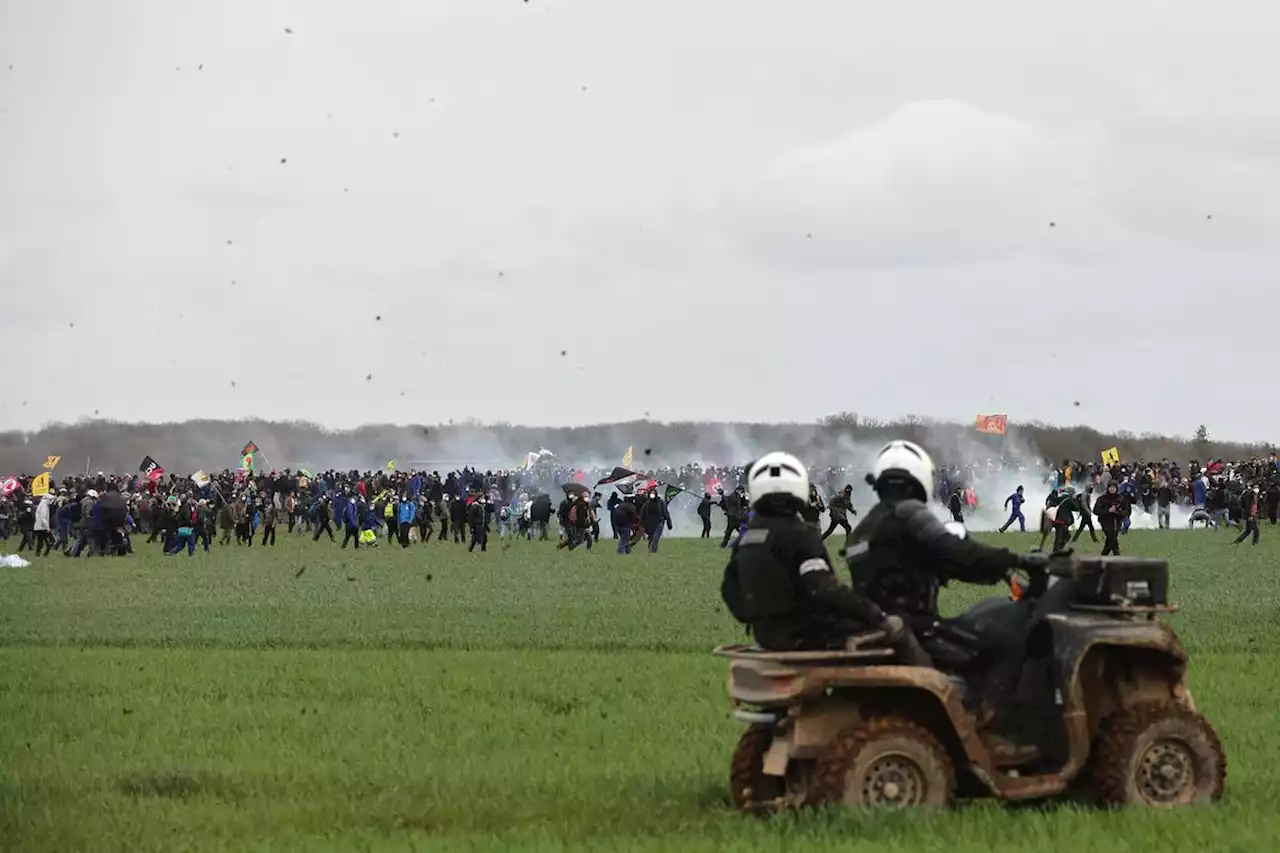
[139,455,164,482]
[596,467,638,486]
[621,446,633,468]
[975,414,1008,435]
[42,455,61,470]
[30,472,50,497]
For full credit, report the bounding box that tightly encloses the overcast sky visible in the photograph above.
[2,0,1278,441]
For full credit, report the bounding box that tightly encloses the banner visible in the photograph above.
[1101,447,1121,466]
[596,466,638,486]
[30,472,50,497]
[975,414,1008,435]
[42,455,61,471]
[139,455,164,482]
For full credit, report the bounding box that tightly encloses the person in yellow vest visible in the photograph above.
[381,496,394,543]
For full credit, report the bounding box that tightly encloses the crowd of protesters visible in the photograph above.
[1,451,1276,558]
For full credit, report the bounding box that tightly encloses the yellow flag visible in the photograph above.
[43,455,61,470]
[386,460,396,471]
[1101,447,1120,466]
[621,446,633,468]
[31,472,50,497]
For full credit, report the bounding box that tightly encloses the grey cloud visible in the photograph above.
[2,0,1279,442]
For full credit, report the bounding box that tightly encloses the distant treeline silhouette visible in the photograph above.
[0,413,1268,475]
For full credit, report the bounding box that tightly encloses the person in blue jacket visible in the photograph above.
[1192,472,1208,507]
[999,485,1026,532]
[397,494,416,547]
[340,497,361,549]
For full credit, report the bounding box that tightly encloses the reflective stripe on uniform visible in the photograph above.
[798,558,829,575]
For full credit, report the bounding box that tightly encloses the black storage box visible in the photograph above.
[1072,557,1169,606]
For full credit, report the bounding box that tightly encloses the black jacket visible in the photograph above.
[844,498,1021,633]
[721,513,884,651]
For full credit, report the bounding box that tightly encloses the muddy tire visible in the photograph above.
[810,716,955,810]
[1086,701,1227,808]
[730,725,784,811]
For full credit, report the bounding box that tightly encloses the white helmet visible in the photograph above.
[871,440,935,500]
[747,451,809,504]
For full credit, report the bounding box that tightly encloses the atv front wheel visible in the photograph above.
[729,724,785,811]
[811,716,955,810]
[1087,702,1227,808]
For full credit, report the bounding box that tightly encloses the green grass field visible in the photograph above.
[2,528,1278,852]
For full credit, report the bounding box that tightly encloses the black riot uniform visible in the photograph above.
[844,498,1026,638]
[721,512,886,651]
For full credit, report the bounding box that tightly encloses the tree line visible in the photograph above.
[0,414,1266,475]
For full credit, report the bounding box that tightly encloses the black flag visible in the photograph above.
[595,466,638,486]
[139,455,164,482]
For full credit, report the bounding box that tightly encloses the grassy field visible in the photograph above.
[1,527,1278,852]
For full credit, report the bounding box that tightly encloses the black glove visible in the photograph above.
[1019,552,1050,570]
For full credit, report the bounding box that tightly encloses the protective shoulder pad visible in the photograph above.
[892,499,947,538]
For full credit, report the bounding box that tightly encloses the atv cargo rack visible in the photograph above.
[712,630,892,664]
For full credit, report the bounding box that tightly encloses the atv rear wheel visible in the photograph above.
[811,716,955,810]
[730,724,785,811]
[1087,702,1226,808]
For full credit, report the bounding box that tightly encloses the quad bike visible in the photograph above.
[713,553,1226,811]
